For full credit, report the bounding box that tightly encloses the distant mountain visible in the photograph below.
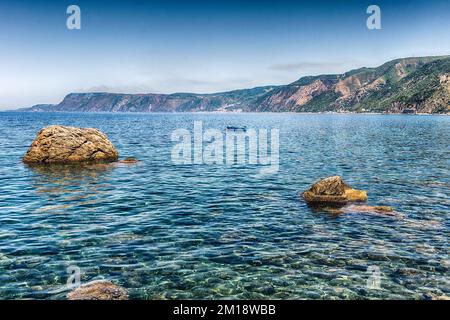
[254,56,450,113]
[18,56,450,114]
[19,86,278,113]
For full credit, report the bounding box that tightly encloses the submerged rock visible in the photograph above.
[118,157,139,164]
[67,280,128,300]
[302,176,367,204]
[312,204,402,218]
[340,205,400,217]
[23,125,118,164]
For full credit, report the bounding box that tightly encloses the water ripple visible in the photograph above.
[0,112,448,299]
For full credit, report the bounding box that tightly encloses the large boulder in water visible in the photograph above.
[67,280,128,300]
[23,125,118,164]
[302,176,367,204]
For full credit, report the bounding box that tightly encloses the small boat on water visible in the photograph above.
[226,126,247,131]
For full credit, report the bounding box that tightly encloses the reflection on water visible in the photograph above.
[28,163,114,213]
[0,112,448,300]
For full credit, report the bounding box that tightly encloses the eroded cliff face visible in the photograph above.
[256,77,337,112]
[21,56,450,114]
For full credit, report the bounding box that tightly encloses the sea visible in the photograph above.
[0,112,448,299]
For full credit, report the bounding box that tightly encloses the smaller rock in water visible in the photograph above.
[67,280,128,300]
[23,125,118,164]
[302,176,367,204]
[118,157,139,164]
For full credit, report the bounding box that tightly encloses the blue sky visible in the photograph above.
[0,0,449,109]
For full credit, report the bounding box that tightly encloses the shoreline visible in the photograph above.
[1,109,449,116]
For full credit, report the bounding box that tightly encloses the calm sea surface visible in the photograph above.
[0,112,448,299]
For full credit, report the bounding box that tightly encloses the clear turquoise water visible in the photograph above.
[0,112,448,300]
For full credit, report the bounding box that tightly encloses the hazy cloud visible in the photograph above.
[269,61,347,72]
[80,84,156,94]
[79,76,263,95]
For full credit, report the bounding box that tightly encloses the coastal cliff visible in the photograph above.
[18,56,450,114]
